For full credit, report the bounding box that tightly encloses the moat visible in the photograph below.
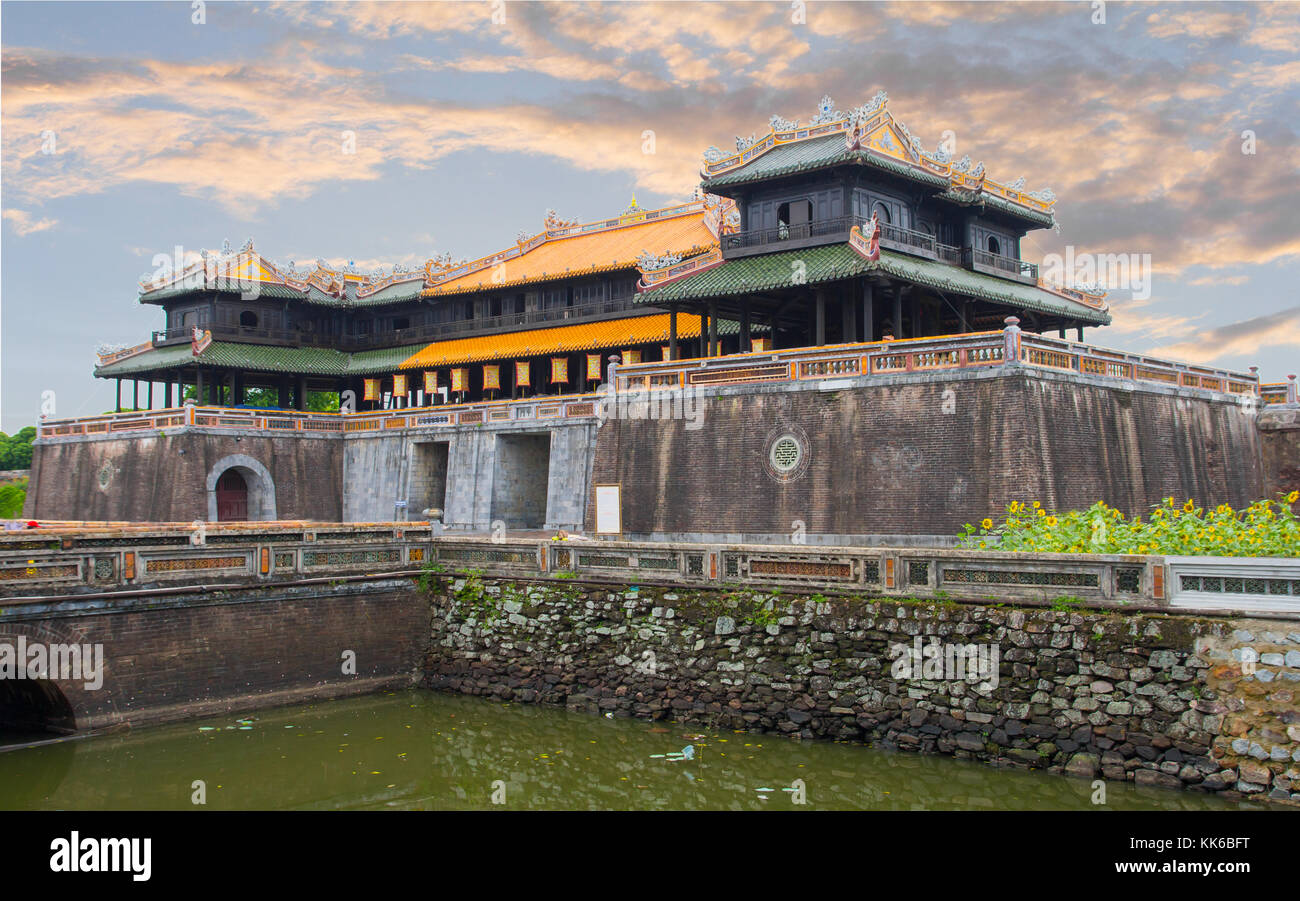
[0,690,1245,811]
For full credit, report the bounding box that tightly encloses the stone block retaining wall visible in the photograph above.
[424,578,1300,802]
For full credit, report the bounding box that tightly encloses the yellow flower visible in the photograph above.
[1288,490,1299,504]
[1045,516,1058,527]
[1183,499,1195,513]
[1033,501,1041,509]
[981,518,993,530]
[1037,509,1046,518]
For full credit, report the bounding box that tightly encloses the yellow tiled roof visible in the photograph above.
[398,314,706,369]
[423,213,716,296]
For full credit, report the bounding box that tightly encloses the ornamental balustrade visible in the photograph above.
[51,322,1271,440]
[963,246,1039,284]
[1,527,1295,616]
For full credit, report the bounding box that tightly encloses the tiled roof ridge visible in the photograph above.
[136,197,728,304]
[701,91,1056,220]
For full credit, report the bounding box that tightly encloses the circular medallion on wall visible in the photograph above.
[763,425,810,483]
[96,461,117,492]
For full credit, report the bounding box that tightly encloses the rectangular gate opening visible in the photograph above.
[409,441,450,518]
[490,433,551,531]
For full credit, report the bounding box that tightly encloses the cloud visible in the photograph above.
[1150,305,1300,363]
[4,0,1300,282]
[2,208,58,235]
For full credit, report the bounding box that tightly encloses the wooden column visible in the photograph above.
[892,292,903,339]
[115,379,122,413]
[909,295,921,338]
[960,300,969,333]
[132,379,139,411]
[814,289,825,347]
[295,376,306,411]
[669,306,678,360]
[740,300,751,352]
[842,285,855,345]
[700,311,709,357]
[862,281,874,342]
[708,301,718,357]
[1076,326,1084,342]
[279,379,291,409]
[148,380,154,410]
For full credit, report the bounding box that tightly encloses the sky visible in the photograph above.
[2,0,1299,433]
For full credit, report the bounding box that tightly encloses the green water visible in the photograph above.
[0,690,1245,810]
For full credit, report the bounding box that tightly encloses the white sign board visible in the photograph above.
[594,485,621,535]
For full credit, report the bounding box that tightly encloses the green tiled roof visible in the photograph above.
[933,188,1055,228]
[139,283,310,304]
[94,341,427,379]
[138,281,425,308]
[704,134,949,190]
[706,135,1053,226]
[93,322,764,380]
[636,244,1111,324]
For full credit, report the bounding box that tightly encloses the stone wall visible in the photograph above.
[424,577,1300,802]
[0,580,426,731]
[26,430,342,522]
[587,366,1264,540]
[1258,405,1300,511]
[343,421,596,530]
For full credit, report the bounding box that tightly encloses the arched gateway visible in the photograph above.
[205,455,277,522]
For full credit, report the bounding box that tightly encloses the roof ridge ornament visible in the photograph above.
[809,94,842,125]
[544,208,578,229]
[637,249,683,272]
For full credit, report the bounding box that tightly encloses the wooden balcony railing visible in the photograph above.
[150,297,645,352]
[964,247,1039,284]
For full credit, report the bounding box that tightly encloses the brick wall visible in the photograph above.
[0,580,426,730]
[26,431,342,522]
[587,367,1264,538]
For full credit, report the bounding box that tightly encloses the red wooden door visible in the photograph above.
[215,469,248,521]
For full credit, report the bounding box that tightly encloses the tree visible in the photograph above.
[0,428,36,470]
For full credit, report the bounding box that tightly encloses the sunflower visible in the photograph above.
[1183,499,1195,513]
[981,518,993,530]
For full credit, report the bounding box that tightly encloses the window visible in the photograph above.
[182,311,197,330]
[872,201,892,224]
[393,316,410,330]
[239,310,258,328]
[987,235,1002,256]
[776,200,813,228]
